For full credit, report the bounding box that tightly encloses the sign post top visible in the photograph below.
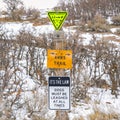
[48,11,68,31]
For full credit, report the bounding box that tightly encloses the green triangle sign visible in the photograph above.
[48,11,68,30]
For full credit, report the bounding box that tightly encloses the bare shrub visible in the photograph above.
[68,32,120,98]
[16,29,48,85]
[54,111,69,120]
[65,31,90,103]
[115,29,120,35]
[3,0,24,21]
[0,25,50,119]
[57,0,120,23]
[31,115,47,120]
[71,81,89,103]
[24,88,48,120]
[85,15,109,32]
[25,8,40,20]
[11,7,25,21]
[73,116,84,120]
[112,15,120,26]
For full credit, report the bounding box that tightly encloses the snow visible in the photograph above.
[1,21,120,120]
[1,22,78,39]
[80,33,93,45]
[1,22,54,39]
[88,88,120,114]
[69,104,94,120]
[111,28,120,33]
[106,17,113,24]
[4,22,120,44]
[69,88,120,120]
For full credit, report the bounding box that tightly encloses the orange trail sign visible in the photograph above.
[47,50,72,69]
[48,11,68,30]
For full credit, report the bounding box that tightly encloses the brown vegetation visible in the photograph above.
[32,18,49,26]
[89,109,119,120]
[57,0,120,24]
[112,15,120,26]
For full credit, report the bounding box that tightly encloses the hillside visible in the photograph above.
[0,0,120,120]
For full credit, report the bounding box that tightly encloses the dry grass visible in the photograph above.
[0,17,49,24]
[88,109,119,120]
[32,18,49,26]
[115,29,120,35]
[73,116,85,120]
[0,17,13,22]
[32,115,47,120]
[0,17,24,22]
[112,15,120,26]
[102,36,120,43]
[55,111,69,120]
[32,22,43,26]
[0,17,6,22]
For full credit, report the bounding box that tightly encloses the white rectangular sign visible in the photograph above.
[48,77,70,110]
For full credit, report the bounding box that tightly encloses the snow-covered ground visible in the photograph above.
[0,22,120,120]
[69,87,120,120]
[1,22,54,36]
[0,22,77,39]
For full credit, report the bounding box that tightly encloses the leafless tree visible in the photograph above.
[25,8,40,20]
[56,0,120,24]
[3,0,24,20]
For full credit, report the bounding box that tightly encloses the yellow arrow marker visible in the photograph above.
[48,11,68,30]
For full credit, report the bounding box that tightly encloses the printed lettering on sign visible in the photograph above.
[47,50,72,69]
[48,11,68,30]
[48,77,70,110]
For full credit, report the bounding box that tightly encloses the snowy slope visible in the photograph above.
[0,22,120,120]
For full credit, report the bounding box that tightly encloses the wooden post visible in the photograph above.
[52,30,69,120]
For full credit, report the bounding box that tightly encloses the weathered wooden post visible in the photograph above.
[52,30,66,76]
[52,30,69,120]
